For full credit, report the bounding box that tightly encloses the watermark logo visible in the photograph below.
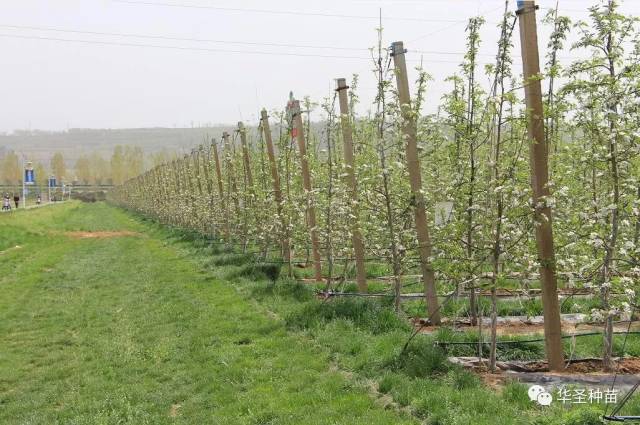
[528,385,619,406]
[528,385,553,406]
[556,387,618,405]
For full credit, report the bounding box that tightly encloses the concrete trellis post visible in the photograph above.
[222,131,240,237]
[289,99,323,283]
[335,78,367,292]
[391,41,441,325]
[191,148,205,233]
[200,144,216,237]
[182,154,197,229]
[238,122,254,189]
[517,0,564,371]
[261,109,291,264]
[211,138,229,240]
[170,160,182,226]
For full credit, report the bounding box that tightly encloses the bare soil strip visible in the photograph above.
[64,231,141,239]
[453,357,640,390]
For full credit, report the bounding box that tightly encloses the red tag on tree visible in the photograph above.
[291,128,298,138]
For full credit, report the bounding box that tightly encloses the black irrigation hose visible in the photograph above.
[400,278,482,355]
[606,383,640,421]
[261,260,310,265]
[433,331,640,347]
[319,291,426,299]
[607,303,639,418]
[258,257,390,264]
[319,287,613,301]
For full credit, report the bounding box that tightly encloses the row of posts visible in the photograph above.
[262,1,563,371]
[124,1,564,371]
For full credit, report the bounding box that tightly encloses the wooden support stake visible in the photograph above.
[289,99,323,282]
[391,41,441,325]
[261,109,291,263]
[336,78,367,292]
[517,0,564,371]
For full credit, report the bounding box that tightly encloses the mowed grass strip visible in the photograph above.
[0,202,415,425]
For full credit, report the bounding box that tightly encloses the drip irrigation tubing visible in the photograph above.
[318,291,426,299]
[433,331,640,347]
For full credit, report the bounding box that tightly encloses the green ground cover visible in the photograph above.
[1,202,635,424]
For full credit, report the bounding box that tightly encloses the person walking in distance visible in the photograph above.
[2,194,10,211]
[13,193,20,209]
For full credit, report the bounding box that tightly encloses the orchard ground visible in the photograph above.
[0,201,635,424]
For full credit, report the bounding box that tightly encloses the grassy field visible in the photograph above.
[0,203,416,424]
[0,202,631,424]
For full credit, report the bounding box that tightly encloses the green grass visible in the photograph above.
[208,257,640,422]
[0,202,416,424]
[401,295,603,319]
[2,201,638,424]
[291,273,601,320]
[286,298,410,335]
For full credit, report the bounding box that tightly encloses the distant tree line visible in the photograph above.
[0,145,177,186]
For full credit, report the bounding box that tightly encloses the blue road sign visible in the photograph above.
[25,169,35,185]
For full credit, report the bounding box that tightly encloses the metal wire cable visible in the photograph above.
[112,0,478,23]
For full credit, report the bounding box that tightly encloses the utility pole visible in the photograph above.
[517,0,564,371]
[289,99,323,282]
[336,78,367,292]
[390,41,440,324]
[260,109,291,264]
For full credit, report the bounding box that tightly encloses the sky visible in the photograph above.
[1,0,638,132]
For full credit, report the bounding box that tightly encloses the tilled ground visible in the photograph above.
[452,357,640,390]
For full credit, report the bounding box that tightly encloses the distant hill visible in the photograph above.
[0,121,329,169]
[0,127,235,164]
